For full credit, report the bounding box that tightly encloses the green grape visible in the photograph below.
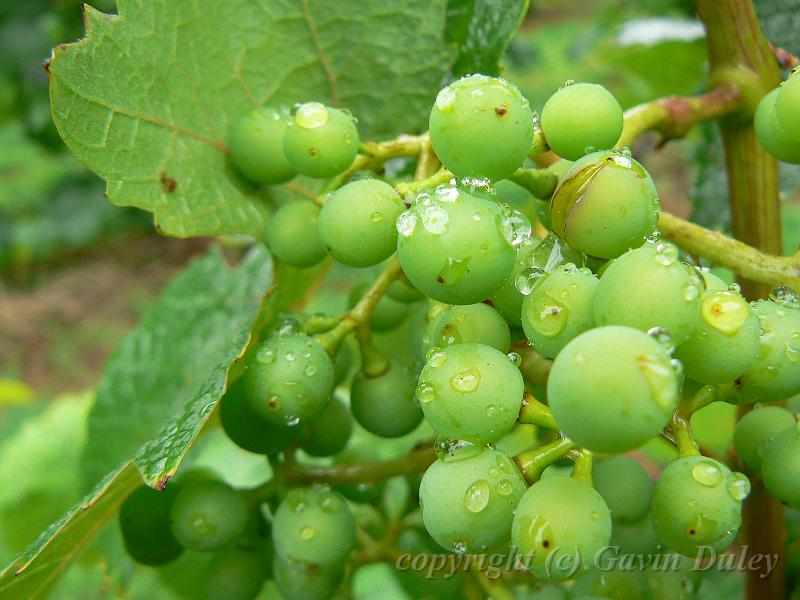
[776,73,800,140]
[266,201,327,268]
[243,333,334,426]
[521,263,598,358]
[416,343,524,444]
[118,485,183,565]
[570,567,650,600]
[492,232,585,327]
[755,88,800,164]
[495,178,534,210]
[540,83,623,160]
[651,456,749,557]
[761,425,800,508]
[550,151,659,259]
[733,293,800,404]
[593,242,703,344]
[205,546,269,600]
[387,273,425,303]
[273,484,355,565]
[427,302,511,353]
[733,405,795,470]
[697,268,728,292]
[227,107,296,184]
[273,555,343,600]
[350,360,422,438]
[318,179,405,267]
[673,288,761,384]
[645,555,702,600]
[300,395,352,456]
[169,479,249,552]
[419,446,527,553]
[284,102,359,178]
[348,280,410,332]
[511,475,611,581]
[396,185,518,304]
[593,455,653,524]
[428,74,533,180]
[393,528,466,600]
[610,511,663,557]
[220,381,298,455]
[495,423,538,456]
[547,326,680,453]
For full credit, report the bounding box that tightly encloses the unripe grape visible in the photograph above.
[284,102,359,178]
[419,446,527,553]
[521,263,598,358]
[119,485,183,565]
[733,405,795,470]
[550,151,659,259]
[610,511,663,557]
[427,302,511,353]
[491,232,585,327]
[386,273,424,303]
[169,479,249,552]
[541,83,623,160]
[698,268,729,292]
[266,201,327,268]
[776,73,800,139]
[570,566,650,600]
[754,88,800,164]
[393,528,467,598]
[651,456,749,557]
[348,280,410,332]
[228,107,296,184]
[761,424,800,508]
[318,179,405,267]
[272,485,356,565]
[673,288,761,384]
[300,395,352,456]
[220,381,297,455]
[429,74,533,180]
[547,326,680,453]
[273,555,343,600]
[396,185,518,304]
[243,333,334,426]
[593,242,703,345]
[734,291,800,404]
[417,343,524,444]
[350,360,423,438]
[593,455,653,524]
[205,546,269,600]
[511,476,611,581]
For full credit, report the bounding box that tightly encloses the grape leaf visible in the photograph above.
[447,0,530,77]
[755,0,800,56]
[48,0,455,239]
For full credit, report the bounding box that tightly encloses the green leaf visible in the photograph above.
[447,0,530,78]
[755,0,800,57]
[81,246,273,488]
[48,0,455,238]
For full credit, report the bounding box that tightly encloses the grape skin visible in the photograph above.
[733,405,795,471]
[427,302,511,353]
[547,326,679,453]
[429,74,533,180]
[776,74,800,140]
[273,555,343,600]
[416,342,524,444]
[419,446,527,553]
[228,107,296,184]
[592,455,653,524]
[119,485,183,565]
[350,360,423,438]
[267,201,327,268]
[169,479,249,552]
[754,88,800,164]
[761,426,800,508]
[205,546,269,600]
[284,102,359,178]
[300,395,352,456]
[220,381,297,455]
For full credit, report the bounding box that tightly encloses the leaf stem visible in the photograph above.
[395,167,453,198]
[508,167,558,198]
[514,437,576,485]
[518,392,557,429]
[570,449,594,485]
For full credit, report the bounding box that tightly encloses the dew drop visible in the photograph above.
[655,242,678,266]
[472,212,482,222]
[190,514,216,535]
[507,351,522,367]
[647,327,675,353]
[452,541,468,554]
[295,102,329,128]
[785,338,800,363]
[497,480,514,496]
[528,294,569,338]
[396,211,417,237]
[486,404,498,418]
[416,382,437,403]
[319,494,339,513]
[770,285,800,309]
[287,490,307,512]
[304,365,317,377]
[450,367,481,392]
[285,415,300,427]
[370,211,383,223]
[701,290,750,335]
[436,88,457,112]
[285,350,296,362]
[300,526,316,540]
[727,472,751,501]
[515,267,545,295]
[437,256,470,286]
[426,346,447,367]
[683,283,700,302]
[488,466,500,478]
[257,347,275,364]
[691,460,723,487]
[464,479,491,513]
[421,205,449,234]
[637,354,677,413]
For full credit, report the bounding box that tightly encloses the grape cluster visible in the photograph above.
[121,73,800,599]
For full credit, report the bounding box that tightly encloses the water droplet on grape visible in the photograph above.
[655,242,678,266]
[437,256,470,286]
[488,466,500,478]
[287,490,307,512]
[452,541,468,554]
[285,350,296,362]
[396,211,417,237]
[304,365,317,376]
[497,480,514,496]
[647,327,674,353]
[285,414,300,427]
[785,337,800,363]
[450,367,481,392]
[319,494,339,513]
[683,283,700,302]
[486,404,498,417]
[691,460,723,487]
[636,354,677,413]
[770,285,800,309]
[472,212,482,222]
[370,211,383,223]
[507,351,522,367]
[425,346,447,367]
[416,382,437,403]
[190,514,215,535]
[515,267,545,295]
[701,290,750,335]
[257,347,276,363]
[436,88,457,112]
[421,205,449,234]
[295,102,329,128]
[300,526,316,540]
[464,479,490,513]
[529,294,569,338]
[727,472,751,501]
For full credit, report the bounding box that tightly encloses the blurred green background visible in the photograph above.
[1,0,799,598]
